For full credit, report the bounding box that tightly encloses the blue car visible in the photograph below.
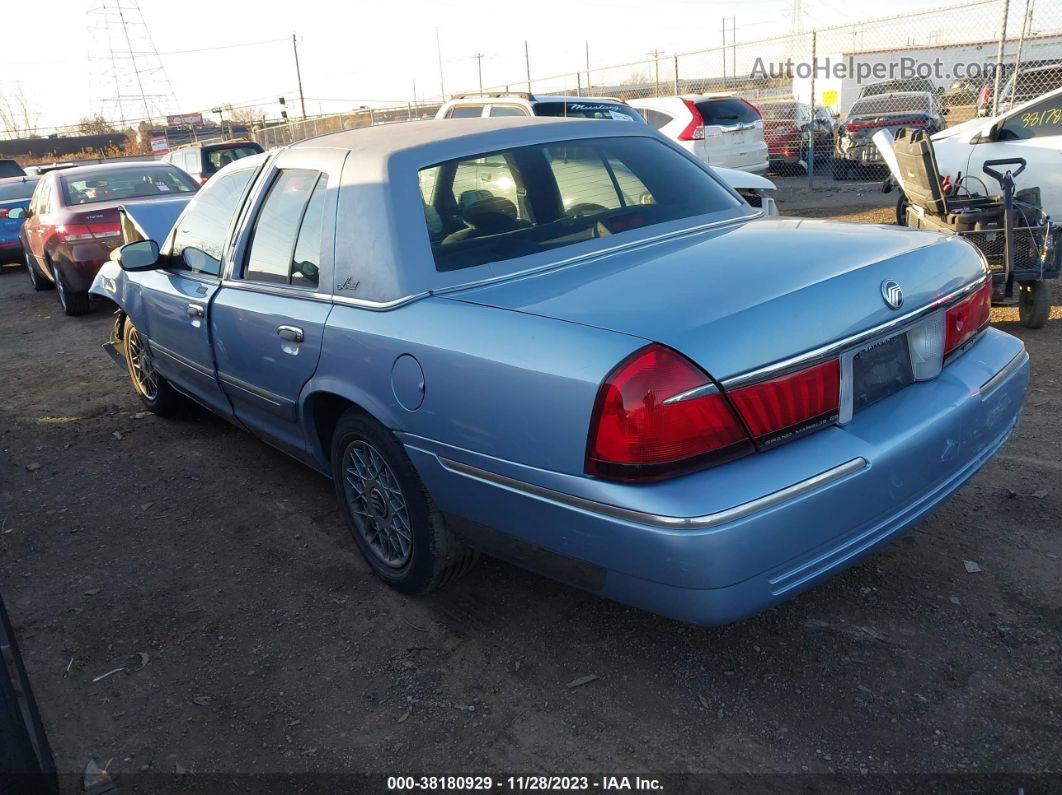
[89,118,1029,625]
[0,176,38,263]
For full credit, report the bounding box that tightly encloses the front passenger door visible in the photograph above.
[210,149,344,456]
[136,166,257,417]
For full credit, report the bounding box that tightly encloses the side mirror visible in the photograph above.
[7,208,25,220]
[116,239,160,271]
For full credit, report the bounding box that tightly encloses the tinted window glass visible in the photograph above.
[205,145,262,174]
[998,95,1062,141]
[0,161,25,178]
[447,106,483,118]
[489,105,528,117]
[244,169,321,285]
[533,101,644,122]
[696,98,760,124]
[641,108,674,129]
[1014,67,1062,100]
[0,178,38,201]
[421,136,739,272]
[62,166,197,206]
[171,168,254,276]
[291,177,326,288]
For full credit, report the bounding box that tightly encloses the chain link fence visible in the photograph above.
[251,0,1062,188]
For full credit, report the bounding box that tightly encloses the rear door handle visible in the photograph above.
[277,325,304,343]
[186,303,205,317]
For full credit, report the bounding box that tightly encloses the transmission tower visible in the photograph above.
[86,0,180,129]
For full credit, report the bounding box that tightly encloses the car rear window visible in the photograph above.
[760,103,798,121]
[695,98,760,125]
[849,95,930,115]
[533,101,644,122]
[0,161,25,178]
[419,136,741,272]
[205,144,263,174]
[61,166,198,206]
[0,179,38,201]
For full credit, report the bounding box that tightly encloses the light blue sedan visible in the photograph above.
[90,118,1029,624]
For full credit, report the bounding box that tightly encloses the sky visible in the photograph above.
[0,0,993,133]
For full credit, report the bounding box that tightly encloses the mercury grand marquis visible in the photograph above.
[89,117,1029,624]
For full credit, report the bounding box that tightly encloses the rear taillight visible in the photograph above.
[0,208,9,219]
[56,222,121,243]
[945,280,992,355]
[728,359,840,447]
[678,99,705,141]
[586,344,753,482]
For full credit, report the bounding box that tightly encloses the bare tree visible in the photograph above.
[225,105,267,125]
[0,86,41,138]
[77,114,118,135]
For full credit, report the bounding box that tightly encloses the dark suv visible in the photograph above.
[161,141,263,185]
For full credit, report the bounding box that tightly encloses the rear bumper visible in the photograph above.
[405,328,1028,624]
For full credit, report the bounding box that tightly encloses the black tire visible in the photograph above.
[833,158,854,180]
[52,261,90,316]
[1018,281,1051,329]
[122,316,183,416]
[331,409,477,595]
[895,192,910,226]
[24,252,52,292]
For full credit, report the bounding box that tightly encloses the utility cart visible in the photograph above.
[891,128,1059,329]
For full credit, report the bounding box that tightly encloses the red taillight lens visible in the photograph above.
[678,99,706,141]
[728,359,840,447]
[56,222,121,243]
[0,208,9,219]
[945,280,992,355]
[586,344,753,482]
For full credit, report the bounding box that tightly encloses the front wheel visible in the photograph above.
[331,410,477,595]
[1018,281,1051,329]
[895,192,910,226]
[122,316,183,415]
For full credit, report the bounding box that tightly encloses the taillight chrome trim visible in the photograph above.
[662,381,719,404]
[720,274,988,391]
[439,455,868,530]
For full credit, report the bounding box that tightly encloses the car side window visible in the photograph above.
[489,105,528,117]
[171,168,255,276]
[642,109,673,129]
[997,95,1062,141]
[447,106,483,118]
[242,169,325,287]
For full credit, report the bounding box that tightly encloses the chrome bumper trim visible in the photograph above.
[979,347,1028,396]
[439,456,868,530]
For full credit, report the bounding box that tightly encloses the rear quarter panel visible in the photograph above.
[304,296,644,475]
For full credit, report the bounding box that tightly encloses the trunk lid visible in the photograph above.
[445,218,983,380]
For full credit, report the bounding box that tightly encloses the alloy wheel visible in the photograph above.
[342,440,413,568]
[126,326,160,401]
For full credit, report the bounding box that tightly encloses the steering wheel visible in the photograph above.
[567,202,608,218]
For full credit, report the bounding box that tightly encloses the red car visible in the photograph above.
[759,100,835,172]
[19,162,197,315]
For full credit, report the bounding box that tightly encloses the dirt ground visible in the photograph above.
[1,181,1060,793]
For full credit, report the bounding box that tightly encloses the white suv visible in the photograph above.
[435,93,644,122]
[629,94,769,173]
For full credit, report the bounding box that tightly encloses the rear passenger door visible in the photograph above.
[210,148,345,455]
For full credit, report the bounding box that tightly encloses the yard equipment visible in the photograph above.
[893,127,1059,328]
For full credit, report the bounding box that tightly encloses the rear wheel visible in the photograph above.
[1018,281,1051,329]
[331,410,477,594]
[122,316,183,415]
[53,261,90,316]
[24,252,52,292]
